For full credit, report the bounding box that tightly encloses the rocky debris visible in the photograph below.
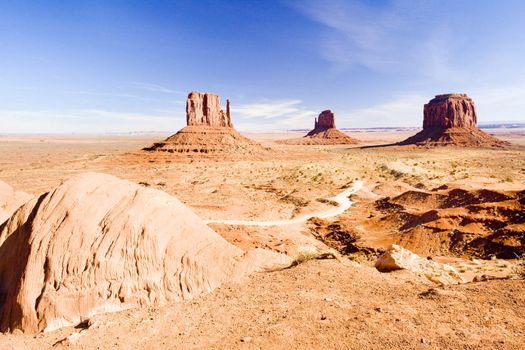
[186,91,232,128]
[144,91,269,157]
[0,180,32,224]
[472,274,508,282]
[399,93,509,147]
[375,244,465,285]
[0,172,289,333]
[280,110,359,145]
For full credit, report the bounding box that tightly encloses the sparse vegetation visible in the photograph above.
[511,255,525,279]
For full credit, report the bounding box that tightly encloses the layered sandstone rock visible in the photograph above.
[144,91,268,157]
[186,91,232,128]
[399,93,508,147]
[0,173,289,333]
[0,180,32,224]
[423,94,476,129]
[375,244,464,285]
[280,110,359,145]
[312,110,336,131]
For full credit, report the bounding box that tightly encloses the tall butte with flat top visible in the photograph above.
[144,91,267,156]
[281,110,359,145]
[399,93,508,147]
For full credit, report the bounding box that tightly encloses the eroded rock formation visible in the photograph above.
[144,91,268,157]
[399,93,509,148]
[423,94,477,129]
[186,91,232,128]
[0,173,289,333]
[313,110,336,131]
[281,110,359,145]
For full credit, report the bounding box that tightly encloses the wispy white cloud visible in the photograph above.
[63,90,157,101]
[232,99,318,131]
[119,81,185,94]
[292,0,455,80]
[232,99,315,119]
[340,94,426,128]
[0,109,184,133]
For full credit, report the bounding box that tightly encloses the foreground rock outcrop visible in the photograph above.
[280,110,359,145]
[0,180,32,224]
[0,173,289,333]
[375,244,464,285]
[399,94,508,147]
[144,91,268,157]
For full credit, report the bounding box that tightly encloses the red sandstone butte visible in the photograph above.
[399,93,509,148]
[144,91,267,157]
[186,91,233,128]
[281,110,358,145]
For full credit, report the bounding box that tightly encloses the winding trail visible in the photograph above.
[204,180,364,227]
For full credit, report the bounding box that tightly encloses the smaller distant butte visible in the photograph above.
[279,110,359,145]
[399,93,509,148]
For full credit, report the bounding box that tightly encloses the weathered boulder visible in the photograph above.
[186,91,232,128]
[423,94,476,129]
[0,173,289,333]
[0,180,32,225]
[375,244,464,285]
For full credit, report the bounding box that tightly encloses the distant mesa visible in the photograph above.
[0,173,289,333]
[144,91,268,156]
[280,110,359,145]
[399,93,509,148]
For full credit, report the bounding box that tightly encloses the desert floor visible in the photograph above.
[0,128,524,349]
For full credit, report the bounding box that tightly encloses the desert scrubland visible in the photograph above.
[0,126,523,349]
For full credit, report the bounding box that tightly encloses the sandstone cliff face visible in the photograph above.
[186,91,232,128]
[399,93,508,148]
[314,110,336,130]
[284,110,359,145]
[145,91,269,157]
[423,94,477,129]
[0,173,288,333]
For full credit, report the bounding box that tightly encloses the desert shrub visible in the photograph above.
[293,246,321,265]
[512,255,525,279]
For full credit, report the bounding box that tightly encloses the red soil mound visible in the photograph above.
[144,126,269,156]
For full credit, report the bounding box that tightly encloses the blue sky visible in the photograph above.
[1,0,525,133]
